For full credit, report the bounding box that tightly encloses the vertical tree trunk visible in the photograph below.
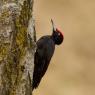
[0,0,36,95]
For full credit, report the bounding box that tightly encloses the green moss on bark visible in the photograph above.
[0,0,34,95]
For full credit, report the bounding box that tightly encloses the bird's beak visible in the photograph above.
[51,19,56,32]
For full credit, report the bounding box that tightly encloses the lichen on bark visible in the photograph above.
[0,0,36,95]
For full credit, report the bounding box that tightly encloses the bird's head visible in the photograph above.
[51,19,64,45]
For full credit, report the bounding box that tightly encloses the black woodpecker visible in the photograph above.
[32,19,64,90]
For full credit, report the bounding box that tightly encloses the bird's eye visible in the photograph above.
[58,33,60,36]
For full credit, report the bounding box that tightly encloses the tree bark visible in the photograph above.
[0,0,36,95]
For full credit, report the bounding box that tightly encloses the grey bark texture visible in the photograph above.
[0,0,36,95]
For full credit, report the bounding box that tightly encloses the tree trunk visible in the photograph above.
[0,0,36,95]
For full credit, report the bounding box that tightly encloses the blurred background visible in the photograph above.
[33,0,95,95]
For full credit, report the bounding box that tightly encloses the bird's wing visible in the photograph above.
[33,46,53,89]
[32,36,55,90]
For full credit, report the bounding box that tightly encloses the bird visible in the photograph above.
[32,19,64,90]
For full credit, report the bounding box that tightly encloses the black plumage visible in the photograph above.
[32,20,64,90]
